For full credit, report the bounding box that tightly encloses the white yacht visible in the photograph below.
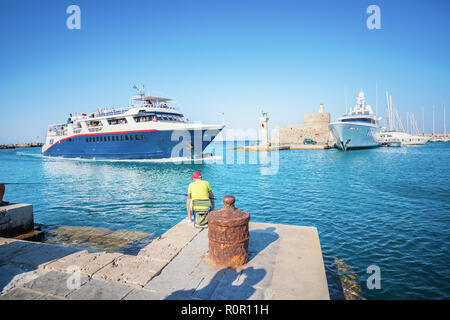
[382,91,429,146]
[380,132,429,145]
[329,91,381,151]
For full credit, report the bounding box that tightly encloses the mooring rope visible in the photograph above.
[0,183,217,200]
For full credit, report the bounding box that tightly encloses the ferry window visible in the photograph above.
[108,136,111,142]
[96,137,99,142]
[162,115,169,121]
[135,135,140,140]
[125,135,129,141]
[130,135,134,141]
[156,115,162,120]
[141,135,145,141]
[86,138,88,143]
[112,136,115,142]
[121,136,124,141]
[109,118,127,125]
[134,117,141,123]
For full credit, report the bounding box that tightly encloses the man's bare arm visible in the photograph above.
[186,194,192,221]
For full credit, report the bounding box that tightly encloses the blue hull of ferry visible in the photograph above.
[43,129,221,159]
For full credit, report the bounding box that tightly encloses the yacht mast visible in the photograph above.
[422,107,425,135]
[432,105,435,135]
[385,91,389,129]
[406,112,409,134]
[390,95,393,131]
[375,82,378,117]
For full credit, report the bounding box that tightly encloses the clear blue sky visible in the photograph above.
[1,0,449,143]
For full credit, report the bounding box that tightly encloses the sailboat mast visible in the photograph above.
[406,112,409,134]
[390,95,393,131]
[422,107,425,135]
[385,91,389,129]
[376,82,378,117]
[433,105,435,135]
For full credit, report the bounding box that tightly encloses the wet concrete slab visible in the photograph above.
[44,226,152,253]
[0,220,329,300]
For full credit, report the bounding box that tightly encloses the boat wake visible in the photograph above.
[39,154,223,164]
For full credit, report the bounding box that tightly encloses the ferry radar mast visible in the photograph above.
[132,85,146,107]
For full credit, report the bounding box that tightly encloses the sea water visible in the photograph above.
[0,142,449,299]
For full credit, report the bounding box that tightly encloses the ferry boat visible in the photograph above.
[42,87,224,159]
[329,91,381,151]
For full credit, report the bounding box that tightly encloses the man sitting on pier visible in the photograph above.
[186,172,215,226]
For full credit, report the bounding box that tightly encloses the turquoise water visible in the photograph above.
[1,142,449,299]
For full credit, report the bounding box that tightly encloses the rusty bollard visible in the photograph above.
[208,195,250,268]
[0,184,5,203]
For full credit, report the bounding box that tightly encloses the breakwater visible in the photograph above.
[0,142,43,149]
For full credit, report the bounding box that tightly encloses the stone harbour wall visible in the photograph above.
[272,109,332,145]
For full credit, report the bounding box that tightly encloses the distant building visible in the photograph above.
[272,104,331,145]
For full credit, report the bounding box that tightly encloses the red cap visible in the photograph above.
[191,171,202,179]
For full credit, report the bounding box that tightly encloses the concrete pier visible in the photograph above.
[0,204,34,237]
[0,220,329,300]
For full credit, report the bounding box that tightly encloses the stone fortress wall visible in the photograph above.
[272,104,332,145]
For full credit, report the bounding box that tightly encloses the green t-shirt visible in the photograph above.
[188,180,212,209]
